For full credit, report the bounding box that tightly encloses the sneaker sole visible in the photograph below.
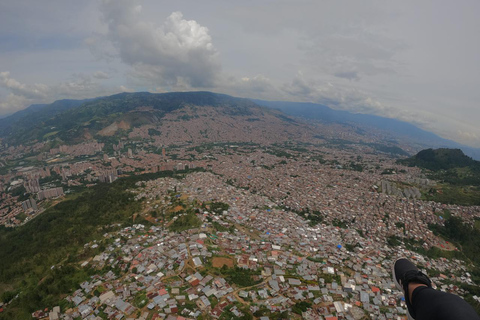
[392,258,404,292]
[392,258,415,320]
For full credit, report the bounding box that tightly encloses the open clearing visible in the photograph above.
[212,257,234,268]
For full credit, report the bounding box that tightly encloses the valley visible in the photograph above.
[0,92,479,319]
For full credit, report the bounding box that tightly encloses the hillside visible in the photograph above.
[0,99,91,142]
[254,99,480,160]
[0,92,309,146]
[398,148,478,171]
[3,92,478,161]
[399,148,480,205]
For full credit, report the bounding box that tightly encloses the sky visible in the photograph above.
[1,0,479,147]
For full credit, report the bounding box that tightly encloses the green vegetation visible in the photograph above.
[427,217,480,314]
[387,235,402,247]
[423,184,480,206]
[265,148,294,159]
[212,221,230,232]
[169,212,202,232]
[147,128,161,136]
[332,218,348,229]
[221,267,261,287]
[381,168,396,175]
[366,143,409,156]
[474,218,480,230]
[399,149,480,205]
[134,292,148,308]
[205,201,230,214]
[0,169,198,318]
[395,222,405,229]
[288,207,324,226]
[218,303,253,320]
[1,290,17,304]
[399,148,477,171]
[344,243,361,252]
[186,141,259,154]
[319,272,341,284]
[404,238,464,261]
[253,306,289,319]
[0,92,263,145]
[434,209,452,220]
[9,185,28,201]
[324,139,408,156]
[292,301,312,314]
[429,217,480,265]
[272,142,310,153]
[348,161,364,172]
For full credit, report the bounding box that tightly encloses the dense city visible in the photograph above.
[1,131,479,319]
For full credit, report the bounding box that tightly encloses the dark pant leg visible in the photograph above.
[412,286,480,320]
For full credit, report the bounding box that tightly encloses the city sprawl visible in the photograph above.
[1,136,480,319]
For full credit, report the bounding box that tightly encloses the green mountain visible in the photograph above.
[399,148,480,205]
[0,99,90,143]
[398,148,478,171]
[0,92,266,145]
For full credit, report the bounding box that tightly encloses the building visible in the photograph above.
[38,187,64,201]
[21,198,38,212]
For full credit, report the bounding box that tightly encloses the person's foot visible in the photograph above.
[392,258,432,319]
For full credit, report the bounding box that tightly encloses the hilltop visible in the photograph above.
[398,148,480,205]
[398,148,478,171]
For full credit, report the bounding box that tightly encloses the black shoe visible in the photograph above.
[392,258,432,319]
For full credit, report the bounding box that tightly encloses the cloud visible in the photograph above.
[0,71,121,114]
[92,0,220,88]
[456,130,479,144]
[279,72,480,147]
[84,34,117,61]
[119,85,133,93]
[93,71,110,79]
[281,72,448,130]
[334,71,360,81]
[0,93,32,115]
[0,71,48,100]
[282,72,391,115]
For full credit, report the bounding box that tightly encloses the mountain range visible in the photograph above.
[253,100,480,160]
[1,91,479,159]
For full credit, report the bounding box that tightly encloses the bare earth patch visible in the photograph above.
[212,257,234,268]
[172,205,184,212]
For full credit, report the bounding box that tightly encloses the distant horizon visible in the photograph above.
[2,87,480,150]
[3,89,480,161]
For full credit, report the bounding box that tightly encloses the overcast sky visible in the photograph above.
[1,0,479,147]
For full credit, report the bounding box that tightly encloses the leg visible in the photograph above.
[412,286,480,320]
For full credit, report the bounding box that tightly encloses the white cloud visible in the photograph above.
[281,72,434,124]
[0,71,119,114]
[0,93,31,115]
[282,72,388,114]
[225,75,276,97]
[456,130,480,145]
[119,85,133,92]
[93,0,220,88]
[0,71,48,100]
